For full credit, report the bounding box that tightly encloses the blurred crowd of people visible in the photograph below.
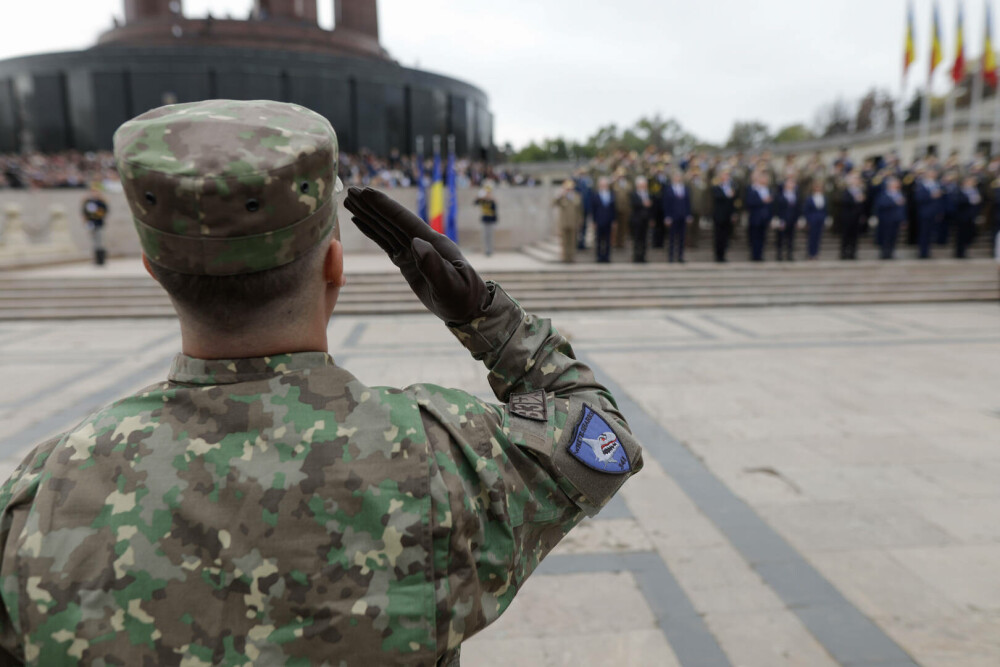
[338,149,538,188]
[0,149,539,191]
[0,151,119,190]
[554,147,1000,264]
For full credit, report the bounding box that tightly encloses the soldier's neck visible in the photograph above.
[178,314,330,360]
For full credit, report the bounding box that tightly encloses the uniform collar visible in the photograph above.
[168,351,335,385]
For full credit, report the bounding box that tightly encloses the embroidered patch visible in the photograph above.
[510,390,547,422]
[567,405,631,474]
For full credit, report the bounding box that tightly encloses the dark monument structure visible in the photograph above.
[0,0,492,157]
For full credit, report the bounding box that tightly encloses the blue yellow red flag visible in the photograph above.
[952,2,966,83]
[931,3,944,74]
[904,3,916,74]
[429,144,445,233]
[986,2,998,87]
[445,140,458,242]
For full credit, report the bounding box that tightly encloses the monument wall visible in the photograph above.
[0,186,556,268]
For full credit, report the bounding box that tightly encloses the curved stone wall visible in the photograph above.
[0,45,492,158]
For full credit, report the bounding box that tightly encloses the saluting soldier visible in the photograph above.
[0,100,643,665]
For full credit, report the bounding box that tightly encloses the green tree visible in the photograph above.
[725,120,772,150]
[773,123,815,144]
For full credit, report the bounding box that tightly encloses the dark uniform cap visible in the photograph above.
[113,99,343,276]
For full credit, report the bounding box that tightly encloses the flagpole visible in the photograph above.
[994,78,1000,156]
[920,74,932,159]
[970,49,984,160]
[900,3,914,159]
[991,0,1000,156]
[897,72,908,159]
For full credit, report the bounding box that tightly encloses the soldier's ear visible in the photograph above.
[323,238,346,288]
[141,254,159,283]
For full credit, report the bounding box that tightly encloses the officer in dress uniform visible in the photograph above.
[573,168,593,250]
[649,163,669,249]
[773,176,801,261]
[0,100,643,665]
[554,179,583,263]
[874,176,907,260]
[612,169,633,250]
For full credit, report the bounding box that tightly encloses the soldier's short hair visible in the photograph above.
[148,231,330,332]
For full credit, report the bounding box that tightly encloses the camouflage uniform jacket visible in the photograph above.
[0,285,642,666]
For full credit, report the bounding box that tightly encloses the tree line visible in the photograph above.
[503,85,974,163]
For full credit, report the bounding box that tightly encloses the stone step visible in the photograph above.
[1,256,995,319]
[0,288,993,320]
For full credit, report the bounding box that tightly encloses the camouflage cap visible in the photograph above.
[113,99,342,276]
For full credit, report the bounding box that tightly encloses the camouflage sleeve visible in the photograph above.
[447,282,643,514]
[0,436,62,664]
[415,283,643,654]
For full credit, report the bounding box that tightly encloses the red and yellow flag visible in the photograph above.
[904,3,916,74]
[429,149,445,233]
[952,3,966,83]
[931,3,944,74]
[986,2,998,87]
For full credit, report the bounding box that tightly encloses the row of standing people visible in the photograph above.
[555,161,994,264]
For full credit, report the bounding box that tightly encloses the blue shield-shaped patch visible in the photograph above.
[567,405,631,474]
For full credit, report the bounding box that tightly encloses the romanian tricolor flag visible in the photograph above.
[952,2,966,83]
[429,145,445,233]
[904,3,916,74]
[931,3,944,74]
[986,2,998,87]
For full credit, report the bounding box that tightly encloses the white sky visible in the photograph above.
[0,1,987,147]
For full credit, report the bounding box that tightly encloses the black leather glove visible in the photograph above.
[344,187,492,324]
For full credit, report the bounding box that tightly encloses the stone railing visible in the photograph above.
[0,186,557,268]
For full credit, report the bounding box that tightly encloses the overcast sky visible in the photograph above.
[0,1,987,147]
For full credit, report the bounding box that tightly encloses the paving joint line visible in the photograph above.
[580,352,920,667]
[538,551,731,667]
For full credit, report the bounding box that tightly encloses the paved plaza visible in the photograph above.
[0,269,998,666]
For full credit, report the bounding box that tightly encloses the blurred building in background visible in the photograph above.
[0,0,493,157]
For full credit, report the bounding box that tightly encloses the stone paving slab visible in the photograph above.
[0,301,998,665]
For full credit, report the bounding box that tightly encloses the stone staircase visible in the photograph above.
[0,258,996,319]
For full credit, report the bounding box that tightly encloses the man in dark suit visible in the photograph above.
[954,175,982,258]
[773,176,801,261]
[837,171,866,260]
[711,168,738,262]
[649,165,668,248]
[874,176,907,260]
[573,169,593,250]
[744,169,773,262]
[590,176,616,263]
[629,177,655,263]
[662,170,692,263]
[915,168,943,259]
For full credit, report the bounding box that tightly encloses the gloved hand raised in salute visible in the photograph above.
[344,186,492,325]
